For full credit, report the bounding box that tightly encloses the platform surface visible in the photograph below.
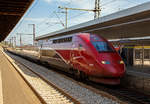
[0,47,41,104]
[127,66,150,73]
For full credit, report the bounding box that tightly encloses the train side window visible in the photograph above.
[53,40,56,43]
[68,37,72,42]
[52,37,72,44]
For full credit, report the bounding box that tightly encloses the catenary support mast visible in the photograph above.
[58,0,101,28]
[95,0,100,19]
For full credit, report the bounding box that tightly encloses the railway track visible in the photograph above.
[83,82,150,104]
[15,59,79,104]
[7,50,150,104]
[4,51,79,104]
[109,88,150,104]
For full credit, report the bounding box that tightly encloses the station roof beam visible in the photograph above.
[0,0,34,42]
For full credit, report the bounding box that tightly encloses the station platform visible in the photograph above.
[127,66,150,74]
[121,66,150,95]
[0,47,41,104]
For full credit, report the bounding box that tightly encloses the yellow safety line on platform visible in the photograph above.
[0,70,3,104]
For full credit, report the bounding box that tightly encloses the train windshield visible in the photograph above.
[92,41,115,52]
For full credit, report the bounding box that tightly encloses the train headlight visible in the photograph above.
[101,61,110,64]
[119,60,124,64]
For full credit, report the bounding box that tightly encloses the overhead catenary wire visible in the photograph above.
[33,0,61,26]
[35,0,142,37]
[35,12,59,35]
[13,0,61,41]
[36,0,111,33]
[101,0,118,6]
[15,0,140,35]
[54,11,65,27]
[36,11,90,34]
[36,0,94,35]
[64,0,73,6]
[10,0,40,36]
[35,0,62,27]
[124,0,139,4]
[35,11,56,26]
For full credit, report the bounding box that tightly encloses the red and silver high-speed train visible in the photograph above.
[38,33,125,84]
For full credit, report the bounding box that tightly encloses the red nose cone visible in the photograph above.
[98,52,125,77]
[102,65,125,77]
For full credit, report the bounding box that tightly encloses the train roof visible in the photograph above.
[36,1,150,40]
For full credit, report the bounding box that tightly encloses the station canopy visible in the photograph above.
[110,38,150,46]
[0,0,34,42]
[36,1,150,40]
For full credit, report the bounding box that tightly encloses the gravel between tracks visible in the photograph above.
[6,52,73,104]
[7,52,120,104]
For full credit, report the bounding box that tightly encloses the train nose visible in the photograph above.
[101,63,125,77]
[106,67,124,77]
[97,52,125,77]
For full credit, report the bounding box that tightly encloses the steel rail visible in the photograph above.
[81,79,150,104]
[9,52,80,104]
